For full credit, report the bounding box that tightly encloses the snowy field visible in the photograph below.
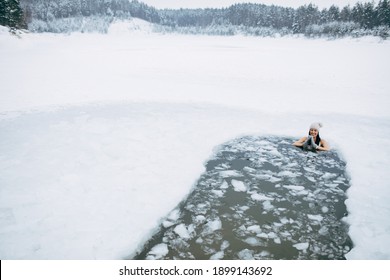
[0,21,390,259]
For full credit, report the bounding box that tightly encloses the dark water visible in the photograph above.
[133,136,352,260]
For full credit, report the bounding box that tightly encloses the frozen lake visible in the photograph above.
[0,27,389,259]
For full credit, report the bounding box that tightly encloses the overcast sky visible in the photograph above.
[140,1,367,9]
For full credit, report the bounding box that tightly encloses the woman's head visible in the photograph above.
[308,122,322,144]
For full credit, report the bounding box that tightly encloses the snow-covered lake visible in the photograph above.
[0,23,389,259]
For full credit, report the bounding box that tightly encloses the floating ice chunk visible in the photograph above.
[322,172,337,180]
[257,140,271,146]
[308,214,323,222]
[280,217,289,224]
[257,232,268,239]
[278,171,298,177]
[206,218,222,232]
[212,189,224,197]
[220,170,242,178]
[286,162,299,168]
[268,232,277,239]
[247,225,261,234]
[253,174,272,180]
[187,224,195,234]
[231,179,247,192]
[243,166,257,173]
[296,190,309,196]
[195,203,209,214]
[238,249,254,260]
[221,240,230,250]
[325,183,339,188]
[239,206,250,212]
[321,206,329,213]
[210,251,224,260]
[146,243,169,260]
[195,215,206,223]
[307,176,316,182]
[195,237,203,244]
[274,237,281,244]
[269,177,282,183]
[268,149,282,157]
[220,180,229,189]
[293,242,309,251]
[262,200,274,211]
[246,146,258,152]
[334,178,346,183]
[251,193,274,201]
[283,185,305,191]
[319,226,329,235]
[244,237,264,247]
[167,209,180,221]
[162,209,181,228]
[258,251,271,257]
[174,224,191,240]
[273,222,283,228]
[280,231,292,239]
[162,220,175,228]
[215,163,230,170]
[303,166,314,172]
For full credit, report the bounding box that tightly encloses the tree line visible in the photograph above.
[158,1,390,37]
[1,0,390,38]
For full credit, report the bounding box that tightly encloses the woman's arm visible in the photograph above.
[317,139,330,151]
[293,137,307,147]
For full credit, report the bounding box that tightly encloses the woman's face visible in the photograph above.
[309,128,319,137]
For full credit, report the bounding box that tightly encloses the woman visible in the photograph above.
[293,122,330,151]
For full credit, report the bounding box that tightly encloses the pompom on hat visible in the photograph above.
[310,122,323,131]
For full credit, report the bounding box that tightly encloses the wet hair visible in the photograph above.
[308,130,321,145]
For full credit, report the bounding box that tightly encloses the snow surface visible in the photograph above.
[0,23,390,259]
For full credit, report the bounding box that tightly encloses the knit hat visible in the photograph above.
[310,122,323,131]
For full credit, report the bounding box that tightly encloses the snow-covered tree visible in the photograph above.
[340,5,352,22]
[377,0,390,26]
[0,0,25,28]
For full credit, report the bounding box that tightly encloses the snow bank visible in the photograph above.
[108,18,154,35]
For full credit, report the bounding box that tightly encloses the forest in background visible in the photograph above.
[2,0,390,38]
